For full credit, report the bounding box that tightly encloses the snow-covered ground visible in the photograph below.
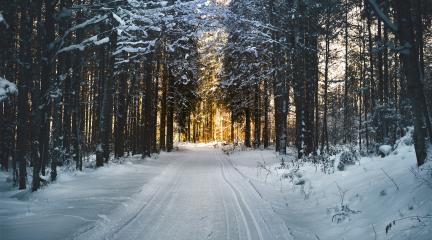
[1,145,291,240]
[1,138,431,240]
[227,140,432,239]
[0,155,169,240]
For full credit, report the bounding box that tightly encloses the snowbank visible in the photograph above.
[379,144,392,157]
[228,138,432,239]
[0,154,169,240]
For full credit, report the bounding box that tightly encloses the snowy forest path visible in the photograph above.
[74,144,292,240]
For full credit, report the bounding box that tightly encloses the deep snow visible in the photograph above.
[1,146,291,240]
[1,139,431,240]
[226,141,432,239]
[0,155,168,240]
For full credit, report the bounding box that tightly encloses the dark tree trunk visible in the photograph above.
[343,0,350,144]
[253,84,261,148]
[0,1,17,173]
[230,110,235,142]
[159,61,167,151]
[152,61,160,153]
[244,108,251,148]
[96,28,117,166]
[263,78,269,148]
[392,0,427,166]
[30,0,43,191]
[321,19,330,153]
[16,0,33,189]
[114,64,128,158]
[166,70,174,152]
[72,5,85,170]
[143,55,153,158]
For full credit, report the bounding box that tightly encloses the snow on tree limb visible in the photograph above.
[0,13,9,28]
[0,77,18,102]
[366,0,397,32]
[112,13,126,26]
[65,15,108,39]
[54,14,108,56]
[57,35,110,54]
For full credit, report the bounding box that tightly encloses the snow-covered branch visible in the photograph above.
[0,77,18,102]
[366,0,397,32]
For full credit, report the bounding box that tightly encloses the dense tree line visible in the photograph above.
[0,0,224,191]
[0,0,431,191]
[221,0,431,165]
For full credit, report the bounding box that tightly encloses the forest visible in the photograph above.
[0,0,431,239]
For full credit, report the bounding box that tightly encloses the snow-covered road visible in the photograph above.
[75,145,292,240]
[3,142,431,240]
[1,144,292,240]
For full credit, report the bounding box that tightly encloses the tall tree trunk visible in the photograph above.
[152,61,160,153]
[253,84,261,148]
[72,5,85,170]
[383,1,390,142]
[16,0,33,189]
[114,64,128,158]
[263,78,269,148]
[96,27,117,166]
[244,108,251,148]
[159,61,167,151]
[321,20,330,153]
[393,0,427,166]
[230,110,235,142]
[30,0,43,191]
[0,1,17,173]
[166,70,174,152]
[143,54,153,158]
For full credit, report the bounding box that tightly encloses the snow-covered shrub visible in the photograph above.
[283,168,306,185]
[378,145,392,157]
[325,145,343,156]
[0,77,18,102]
[394,127,414,149]
[303,154,335,174]
[337,147,359,171]
[221,142,238,155]
[320,154,335,174]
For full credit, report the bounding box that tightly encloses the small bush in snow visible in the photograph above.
[327,145,343,155]
[378,145,392,157]
[337,147,359,171]
[284,169,306,186]
[302,153,334,174]
[329,184,361,224]
[318,154,335,174]
[221,142,236,155]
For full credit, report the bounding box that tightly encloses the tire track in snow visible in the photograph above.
[132,163,186,240]
[219,151,294,240]
[217,155,264,240]
[71,161,185,240]
[219,176,231,240]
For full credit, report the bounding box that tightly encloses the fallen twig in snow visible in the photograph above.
[385,215,432,234]
[330,183,361,223]
[381,168,400,191]
[371,224,377,240]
